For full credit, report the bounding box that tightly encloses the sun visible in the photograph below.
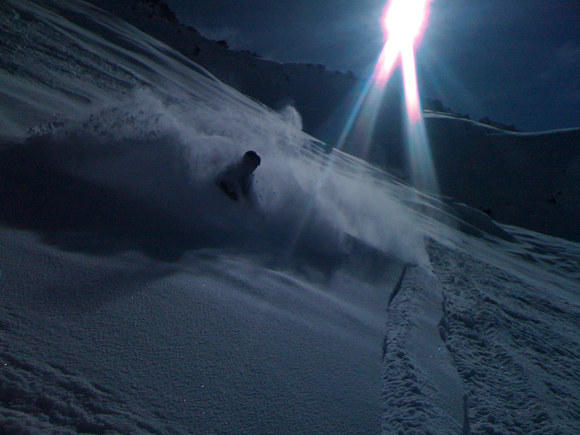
[373,0,432,87]
[333,0,438,194]
[374,0,439,193]
[383,0,431,45]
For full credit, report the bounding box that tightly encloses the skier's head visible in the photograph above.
[242,150,261,172]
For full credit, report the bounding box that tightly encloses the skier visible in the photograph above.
[215,150,261,204]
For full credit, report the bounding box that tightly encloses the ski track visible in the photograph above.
[429,241,580,435]
[382,264,465,434]
[382,236,580,434]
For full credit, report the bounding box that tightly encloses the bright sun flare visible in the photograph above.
[383,0,430,44]
[333,0,438,194]
[373,0,432,87]
[373,0,438,193]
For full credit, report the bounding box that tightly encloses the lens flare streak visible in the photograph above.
[372,40,400,89]
[290,0,438,256]
[371,0,438,193]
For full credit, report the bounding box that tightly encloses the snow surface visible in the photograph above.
[1,0,580,434]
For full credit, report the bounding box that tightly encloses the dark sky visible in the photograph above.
[164,0,580,132]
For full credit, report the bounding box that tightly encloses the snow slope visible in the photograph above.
[1,0,580,434]
[422,113,580,242]
[80,0,580,243]
[84,0,363,141]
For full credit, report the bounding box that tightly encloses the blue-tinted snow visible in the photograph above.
[0,0,579,434]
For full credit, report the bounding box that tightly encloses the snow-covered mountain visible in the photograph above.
[423,114,580,242]
[69,0,580,243]
[1,1,579,434]
[84,0,363,140]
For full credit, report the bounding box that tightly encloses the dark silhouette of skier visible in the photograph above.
[216,150,261,204]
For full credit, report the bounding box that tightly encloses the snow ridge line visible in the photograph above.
[382,264,408,360]
[381,265,465,434]
[387,264,408,309]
